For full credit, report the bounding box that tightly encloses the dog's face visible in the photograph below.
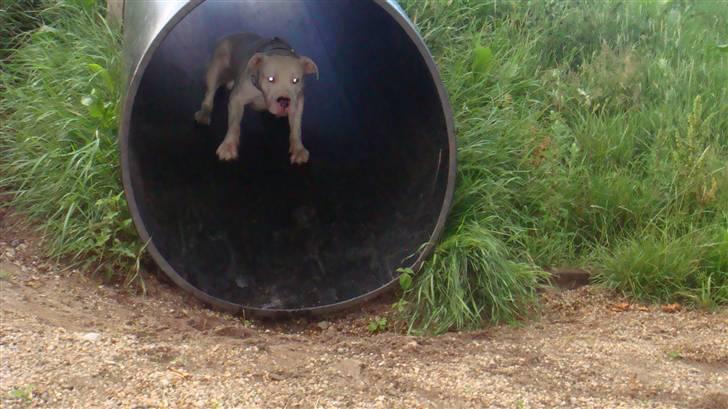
[248,53,318,117]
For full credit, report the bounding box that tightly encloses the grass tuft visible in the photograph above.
[402,221,545,334]
[594,223,728,309]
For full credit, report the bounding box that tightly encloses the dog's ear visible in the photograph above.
[300,56,319,80]
[247,53,265,71]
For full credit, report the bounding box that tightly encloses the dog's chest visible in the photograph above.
[249,94,267,111]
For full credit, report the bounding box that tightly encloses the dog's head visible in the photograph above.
[248,53,318,117]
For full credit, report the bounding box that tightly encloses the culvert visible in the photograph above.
[119,0,456,316]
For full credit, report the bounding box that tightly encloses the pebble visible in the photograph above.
[78,332,101,342]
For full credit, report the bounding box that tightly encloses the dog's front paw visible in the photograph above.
[289,145,310,165]
[194,110,211,125]
[216,139,239,161]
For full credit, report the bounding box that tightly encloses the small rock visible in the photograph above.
[403,340,418,350]
[317,321,331,330]
[9,239,24,248]
[79,332,101,342]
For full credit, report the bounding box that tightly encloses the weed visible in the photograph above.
[8,385,33,401]
[397,267,414,292]
[666,350,683,360]
[367,316,388,334]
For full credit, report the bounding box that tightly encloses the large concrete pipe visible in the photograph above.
[119,0,456,316]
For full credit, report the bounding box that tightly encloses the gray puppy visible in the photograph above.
[194,33,319,164]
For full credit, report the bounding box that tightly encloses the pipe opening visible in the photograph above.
[123,0,454,313]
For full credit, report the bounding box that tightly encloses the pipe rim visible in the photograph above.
[119,0,457,317]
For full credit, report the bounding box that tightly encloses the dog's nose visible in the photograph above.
[277,97,290,109]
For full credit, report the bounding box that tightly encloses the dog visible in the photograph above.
[194,33,319,164]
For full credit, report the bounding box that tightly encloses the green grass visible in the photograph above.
[396,0,728,332]
[0,0,46,63]
[1,0,727,333]
[594,223,728,309]
[0,0,142,280]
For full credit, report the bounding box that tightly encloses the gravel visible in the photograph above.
[1,219,727,409]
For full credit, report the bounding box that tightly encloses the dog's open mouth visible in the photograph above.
[275,97,291,116]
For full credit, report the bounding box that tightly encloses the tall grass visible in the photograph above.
[0,0,46,63]
[1,0,726,332]
[0,1,142,280]
[397,0,728,332]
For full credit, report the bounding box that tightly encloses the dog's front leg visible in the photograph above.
[288,95,309,165]
[216,89,247,161]
[195,54,228,126]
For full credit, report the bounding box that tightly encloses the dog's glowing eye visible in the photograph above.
[267,76,275,83]
[292,77,299,84]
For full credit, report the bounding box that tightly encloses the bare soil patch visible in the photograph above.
[1,211,726,408]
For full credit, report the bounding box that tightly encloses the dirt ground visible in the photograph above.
[1,209,727,409]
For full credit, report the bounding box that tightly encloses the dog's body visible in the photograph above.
[194,32,318,164]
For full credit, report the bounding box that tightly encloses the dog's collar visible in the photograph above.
[250,36,298,91]
[259,36,298,57]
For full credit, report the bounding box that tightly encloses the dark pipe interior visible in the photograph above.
[127,0,450,310]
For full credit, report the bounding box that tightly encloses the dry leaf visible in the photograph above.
[609,302,630,312]
[25,279,42,288]
[661,303,682,313]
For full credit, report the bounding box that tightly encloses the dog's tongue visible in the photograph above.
[273,97,290,117]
